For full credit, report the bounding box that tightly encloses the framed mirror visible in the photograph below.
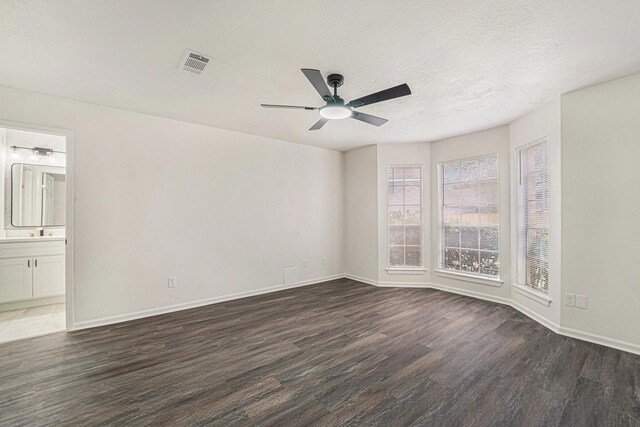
[11,163,66,227]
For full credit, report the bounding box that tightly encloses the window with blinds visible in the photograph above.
[517,140,549,293]
[440,154,499,277]
[388,165,422,268]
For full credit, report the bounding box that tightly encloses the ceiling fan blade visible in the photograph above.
[351,111,388,127]
[309,118,329,131]
[301,69,333,101]
[347,83,411,108]
[261,104,317,110]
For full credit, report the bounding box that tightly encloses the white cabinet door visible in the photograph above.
[0,257,33,303]
[33,255,65,297]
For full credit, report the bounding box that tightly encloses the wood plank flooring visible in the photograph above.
[1,278,639,426]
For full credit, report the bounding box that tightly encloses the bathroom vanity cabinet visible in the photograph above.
[0,237,65,303]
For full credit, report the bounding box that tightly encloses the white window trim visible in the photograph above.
[515,137,550,295]
[435,269,503,287]
[437,152,501,282]
[386,267,428,275]
[387,164,424,269]
[512,282,552,306]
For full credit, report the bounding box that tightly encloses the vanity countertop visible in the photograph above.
[0,236,66,244]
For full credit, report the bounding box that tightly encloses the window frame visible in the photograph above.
[515,138,550,295]
[387,164,424,270]
[437,153,501,281]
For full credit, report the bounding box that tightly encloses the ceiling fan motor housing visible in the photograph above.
[327,73,344,88]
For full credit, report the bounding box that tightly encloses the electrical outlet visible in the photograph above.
[575,294,588,309]
[565,293,576,307]
[168,276,177,288]
[303,259,309,268]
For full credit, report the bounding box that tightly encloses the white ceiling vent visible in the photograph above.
[179,50,211,74]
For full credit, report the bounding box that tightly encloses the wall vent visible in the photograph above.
[179,50,211,74]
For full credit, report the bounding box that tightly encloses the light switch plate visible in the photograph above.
[565,293,576,307]
[575,294,588,309]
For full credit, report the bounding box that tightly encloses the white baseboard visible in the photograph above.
[343,274,640,356]
[510,300,560,332]
[0,295,65,312]
[72,272,640,356]
[344,273,379,287]
[558,325,640,356]
[71,274,344,331]
[346,275,431,289]
[428,282,511,306]
[352,275,510,306]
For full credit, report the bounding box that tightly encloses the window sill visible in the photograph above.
[434,269,503,287]
[512,283,552,306]
[386,268,427,275]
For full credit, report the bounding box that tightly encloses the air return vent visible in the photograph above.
[179,50,211,74]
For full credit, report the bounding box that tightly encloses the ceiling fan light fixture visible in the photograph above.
[319,105,352,120]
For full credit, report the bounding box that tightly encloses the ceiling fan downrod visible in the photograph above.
[327,73,344,98]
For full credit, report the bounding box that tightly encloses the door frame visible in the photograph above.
[0,119,75,331]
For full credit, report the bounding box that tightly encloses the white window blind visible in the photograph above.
[440,154,499,277]
[388,165,422,267]
[517,141,549,293]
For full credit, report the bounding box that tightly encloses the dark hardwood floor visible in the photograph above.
[1,278,639,426]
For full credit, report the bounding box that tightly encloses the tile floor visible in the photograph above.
[0,304,65,344]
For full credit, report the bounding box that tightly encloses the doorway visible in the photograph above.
[0,124,69,343]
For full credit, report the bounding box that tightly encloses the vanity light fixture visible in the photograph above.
[10,145,66,156]
[32,147,55,156]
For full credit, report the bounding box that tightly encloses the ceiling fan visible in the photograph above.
[261,69,411,131]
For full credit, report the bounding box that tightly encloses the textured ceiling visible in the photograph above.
[1,0,640,151]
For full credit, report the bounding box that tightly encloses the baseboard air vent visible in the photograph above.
[179,50,211,74]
